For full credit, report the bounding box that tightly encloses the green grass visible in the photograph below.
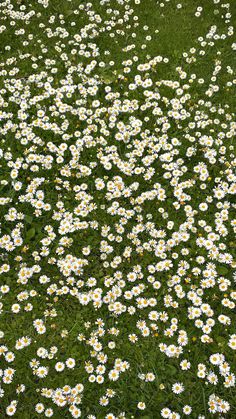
[0,0,236,418]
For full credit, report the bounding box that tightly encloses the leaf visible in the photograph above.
[65,9,74,16]
[166,365,177,376]
[216,336,225,344]
[217,266,228,275]
[25,215,33,223]
[101,73,117,84]
[26,228,35,241]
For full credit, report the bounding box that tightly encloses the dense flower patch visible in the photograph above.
[0,0,235,417]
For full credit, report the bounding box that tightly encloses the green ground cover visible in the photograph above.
[0,0,235,417]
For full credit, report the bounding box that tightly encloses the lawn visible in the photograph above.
[0,0,235,418]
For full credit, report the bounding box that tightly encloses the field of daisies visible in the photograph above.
[0,0,236,418]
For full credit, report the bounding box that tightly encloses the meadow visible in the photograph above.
[0,0,235,417]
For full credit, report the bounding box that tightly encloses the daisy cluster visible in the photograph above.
[0,0,235,417]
